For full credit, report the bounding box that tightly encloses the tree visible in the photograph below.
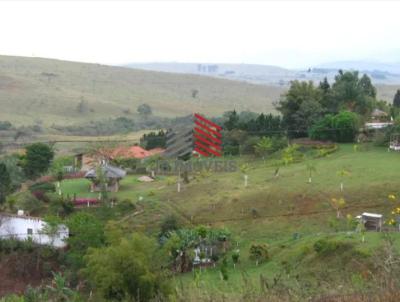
[84,233,171,301]
[191,89,199,98]
[0,163,11,204]
[331,71,375,115]
[305,161,316,183]
[66,212,105,269]
[332,111,359,143]
[337,168,350,192]
[393,89,400,108]
[276,80,323,137]
[41,215,63,247]
[22,143,54,179]
[330,197,346,218]
[223,110,240,131]
[76,98,90,114]
[137,103,153,118]
[240,164,249,187]
[281,144,302,166]
[308,114,335,141]
[254,137,273,163]
[359,74,377,98]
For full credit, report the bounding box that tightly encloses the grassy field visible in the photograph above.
[0,55,283,127]
[57,144,400,297]
[0,55,398,130]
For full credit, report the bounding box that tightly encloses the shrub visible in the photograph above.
[249,243,269,265]
[0,121,12,130]
[31,191,50,203]
[115,199,136,213]
[309,114,335,141]
[313,238,353,256]
[220,257,229,280]
[29,182,56,193]
[332,111,360,143]
[14,192,43,214]
[309,111,359,143]
[159,215,179,237]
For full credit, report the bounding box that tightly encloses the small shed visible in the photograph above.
[359,212,383,231]
[85,164,126,192]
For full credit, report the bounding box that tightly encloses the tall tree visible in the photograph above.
[331,71,375,115]
[276,81,323,137]
[318,77,336,113]
[22,143,54,179]
[223,110,239,131]
[0,163,11,204]
[359,74,377,98]
[137,103,153,118]
[393,89,400,108]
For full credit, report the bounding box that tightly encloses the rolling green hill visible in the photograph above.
[0,55,284,128]
[57,144,400,300]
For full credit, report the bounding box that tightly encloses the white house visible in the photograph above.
[0,211,69,248]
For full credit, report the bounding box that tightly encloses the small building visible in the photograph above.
[359,212,383,231]
[75,147,165,172]
[0,211,68,248]
[85,164,126,192]
[365,109,393,130]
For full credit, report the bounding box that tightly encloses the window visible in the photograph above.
[27,228,33,236]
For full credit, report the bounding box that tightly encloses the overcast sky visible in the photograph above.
[0,0,399,69]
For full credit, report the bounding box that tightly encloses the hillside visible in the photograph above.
[57,144,400,300]
[0,55,283,128]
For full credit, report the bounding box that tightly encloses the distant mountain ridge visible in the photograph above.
[126,61,400,86]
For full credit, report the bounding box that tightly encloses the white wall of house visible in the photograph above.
[0,215,68,248]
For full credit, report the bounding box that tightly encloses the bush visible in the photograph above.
[29,182,56,193]
[313,238,353,256]
[84,233,171,301]
[159,215,179,237]
[14,192,43,215]
[0,121,12,130]
[249,243,269,264]
[332,111,360,142]
[309,111,359,143]
[309,114,335,141]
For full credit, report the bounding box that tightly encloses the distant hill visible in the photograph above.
[0,56,284,128]
[317,60,400,74]
[126,61,400,90]
[0,56,398,132]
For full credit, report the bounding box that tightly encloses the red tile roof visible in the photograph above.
[108,146,165,159]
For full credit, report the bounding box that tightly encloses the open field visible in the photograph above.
[0,55,398,131]
[0,55,283,127]
[58,144,400,298]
